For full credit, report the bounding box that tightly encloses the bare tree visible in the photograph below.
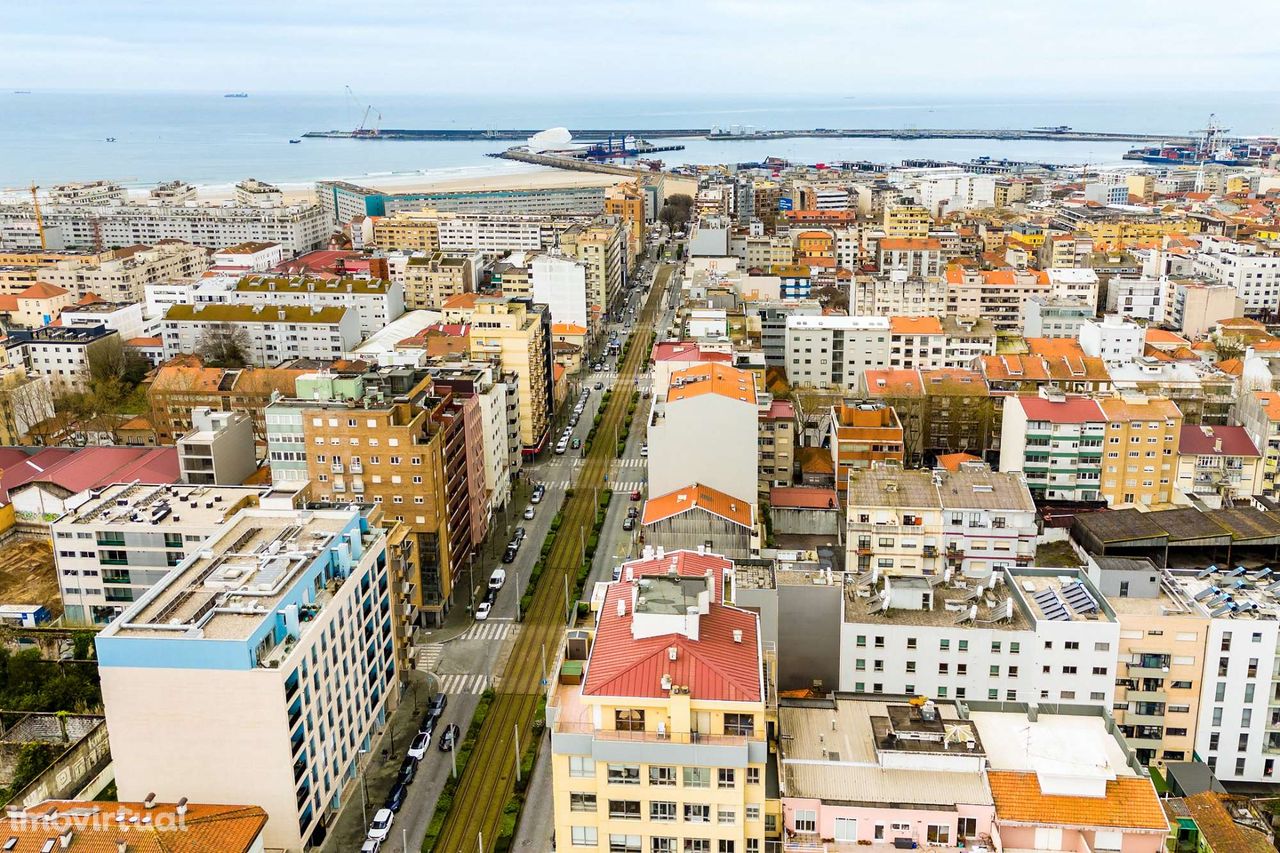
[195,324,252,368]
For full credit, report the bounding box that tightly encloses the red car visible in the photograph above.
[629,490,642,501]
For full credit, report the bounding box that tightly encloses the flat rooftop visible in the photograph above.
[968,709,1135,777]
[1015,573,1110,624]
[635,574,709,616]
[1165,564,1280,620]
[111,508,354,641]
[57,482,264,529]
[846,464,1034,512]
[845,572,1030,630]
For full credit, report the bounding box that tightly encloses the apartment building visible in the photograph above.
[1236,390,1280,498]
[266,369,479,629]
[649,363,759,505]
[945,268,1051,331]
[785,315,890,390]
[877,238,942,277]
[148,362,311,444]
[52,481,264,625]
[942,316,997,368]
[829,400,905,488]
[759,399,796,495]
[532,251,591,328]
[403,252,475,311]
[96,502,397,852]
[882,205,932,239]
[1097,394,1184,507]
[560,216,627,312]
[1080,315,1144,362]
[235,178,283,206]
[547,549,770,853]
[839,567,1118,708]
[859,369,996,465]
[3,281,74,328]
[1108,276,1167,324]
[0,200,329,254]
[230,275,405,338]
[161,303,361,366]
[887,316,945,370]
[369,211,441,252]
[1165,279,1240,340]
[178,407,256,486]
[210,240,284,274]
[849,272,947,317]
[4,324,120,391]
[1175,424,1263,506]
[466,297,552,452]
[1192,238,1280,315]
[999,392,1106,502]
[59,299,148,339]
[39,242,209,302]
[49,180,127,205]
[1022,296,1095,339]
[844,462,1035,580]
[1088,557,1208,767]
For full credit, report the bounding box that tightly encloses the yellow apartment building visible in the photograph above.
[370,212,441,253]
[1097,395,1184,508]
[403,252,473,310]
[549,550,772,853]
[467,297,550,451]
[882,205,932,240]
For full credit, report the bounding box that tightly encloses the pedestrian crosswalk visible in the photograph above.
[457,621,520,642]
[437,673,490,695]
[416,642,444,671]
[614,458,646,468]
[611,481,644,493]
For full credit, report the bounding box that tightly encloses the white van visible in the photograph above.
[489,568,507,590]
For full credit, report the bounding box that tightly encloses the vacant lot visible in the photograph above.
[0,538,59,617]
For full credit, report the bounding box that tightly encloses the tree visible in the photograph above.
[658,193,694,230]
[195,324,251,368]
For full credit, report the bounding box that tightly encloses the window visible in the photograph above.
[571,827,598,846]
[684,803,711,823]
[928,826,951,845]
[747,843,759,853]
[682,766,710,788]
[653,840,676,853]
[991,641,1002,653]
[608,800,640,820]
[569,756,594,777]
[746,805,761,821]
[718,843,735,853]
[606,764,639,785]
[718,806,736,825]
[958,817,978,838]
[1065,641,1080,650]
[746,767,760,785]
[794,809,817,833]
[683,842,709,853]
[570,793,596,812]
[611,835,642,853]
[649,766,675,786]
[615,708,645,732]
[650,801,676,822]
[1236,757,1247,775]
[717,768,736,788]
[907,637,917,650]
[1010,642,1020,654]
[958,640,969,652]
[940,639,950,651]
[724,713,754,736]
[856,635,866,647]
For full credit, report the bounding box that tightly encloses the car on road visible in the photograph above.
[384,780,408,813]
[489,568,506,589]
[438,723,461,752]
[426,692,447,720]
[594,382,604,390]
[640,444,648,456]
[627,506,639,519]
[475,600,492,620]
[514,526,526,541]
[507,537,521,553]
[398,757,417,784]
[502,545,517,563]
[361,840,381,853]
[522,506,535,520]
[629,489,642,500]
[555,440,568,455]
[593,362,605,371]
[612,565,623,581]
[623,517,635,531]
[571,437,581,449]
[642,389,651,399]
[407,731,431,760]
[483,586,498,606]
[368,808,394,842]
[569,415,579,427]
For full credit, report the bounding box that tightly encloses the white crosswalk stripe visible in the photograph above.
[613,458,646,468]
[611,481,643,492]
[416,643,444,671]
[457,622,521,642]
[437,673,490,695]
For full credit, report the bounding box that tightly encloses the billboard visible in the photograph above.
[777,197,794,211]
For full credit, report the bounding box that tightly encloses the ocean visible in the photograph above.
[2,90,1278,191]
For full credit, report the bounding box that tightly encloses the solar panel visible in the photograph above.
[1229,566,1247,577]
[1194,586,1220,602]
[1253,568,1272,580]
[1196,566,1216,579]
[1210,604,1235,618]
[1062,581,1099,614]
[1266,580,1280,593]
[1033,587,1070,621]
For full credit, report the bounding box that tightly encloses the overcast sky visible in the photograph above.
[7,0,1280,95]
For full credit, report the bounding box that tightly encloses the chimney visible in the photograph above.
[732,629,743,643]
[685,606,700,641]
[1214,438,1222,453]
[175,797,188,817]
[60,831,74,849]
[118,843,128,853]
[143,793,156,810]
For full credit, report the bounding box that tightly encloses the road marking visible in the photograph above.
[438,673,490,695]
[458,622,521,641]
[417,643,444,671]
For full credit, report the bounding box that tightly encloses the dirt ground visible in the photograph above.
[0,538,60,617]
[1035,539,1084,568]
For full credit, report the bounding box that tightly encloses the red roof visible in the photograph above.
[762,400,796,420]
[651,341,733,364]
[1017,395,1105,424]
[1178,425,1260,458]
[8,447,179,499]
[0,447,74,502]
[769,487,839,509]
[583,552,761,702]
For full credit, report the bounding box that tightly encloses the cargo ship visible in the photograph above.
[1123,114,1279,166]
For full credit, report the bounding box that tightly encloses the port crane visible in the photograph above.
[345,85,381,137]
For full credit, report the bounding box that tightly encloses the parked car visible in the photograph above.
[612,565,623,581]
[571,437,581,449]
[427,692,447,719]
[629,489,642,501]
[555,440,568,455]
[489,568,507,589]
[361,840,381,853]
[627,506,639,519]
[475,600,492,620]
[640,444,648,456]
[622,517,635,531]
[523,506,536,519]
[418,712,436,736]
[514,526,527,541]
[368,809,394,842]
[483,586,498,606]
[398,757,417,784]
[407,731,430,760]
[502,546,517,563]
[384,780,408,813]
[438,723,461,752]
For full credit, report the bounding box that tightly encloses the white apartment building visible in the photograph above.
[40,242,209,302]
[1046,267,1101,306]
[161,303,362,366]
[234,178,284,206]
[785,315,890,390]
[730,233,794,268]
[845,463,1038,580]
[49,180,128,205]
[59,300,148,340]
[850,272,948,317]
[942,316,997,369]
[228,275,405,338]
[436,212,571,255]
[96,503,397,852]
[210,241,285,274]
[888,317,945,370]
[1080,315,1145,363]
[52,481,265,625]
[909,173,997,217]
[1193,237,1280,315]
[531,252,590,328]
[3,325,120,391]
[839,567,1119,709]
[1022,296,1095,339]
[648,363,758,504]
[0,201,329,255]
[1107,276,1166,324]
[877,238,942,278]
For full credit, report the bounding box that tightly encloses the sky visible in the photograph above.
[6,0,1280,96]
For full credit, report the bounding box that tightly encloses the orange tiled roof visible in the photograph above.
[988,771,1167,830]
[1217,358,1244,376]
[1026,337,1086,358]
[552,322,587,336]
[936,452,984,472]
[126,336,163,347]
[1145,328,1190,347]
[441,292,479,311]
[1181,792,1274,853]
[797,445,835,475]
[0,799,267,852]
[889,316,944,335]
[864,369,924,397]
[1254,391,1280,422]
[642,483,753,527]
[149,365,225,393]
[881,237,941,251]
[18,281,70,300]
[667,363,757,405]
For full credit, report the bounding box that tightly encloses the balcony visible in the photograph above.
[553,720,757,747]
[331,461,344,474]
[1125,689,1167,703]
[349,461,364,474]
[922,545,938,558]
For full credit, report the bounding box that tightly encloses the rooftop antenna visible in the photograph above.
[29,182,46,250]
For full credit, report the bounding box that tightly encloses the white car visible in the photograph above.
[407,731,431,760]
[368,808,394,842]
[640,444,648,457]
[361,841,381,853]
[523,506,535,519]
[475,601,492,620]
[489,568,507,590]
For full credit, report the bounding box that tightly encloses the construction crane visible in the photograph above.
[29,182,46,251]
[345,85,380,137]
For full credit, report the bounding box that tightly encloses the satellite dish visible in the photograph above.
[527,127,572,152]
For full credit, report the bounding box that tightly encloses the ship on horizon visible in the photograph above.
[224,92,249,98]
